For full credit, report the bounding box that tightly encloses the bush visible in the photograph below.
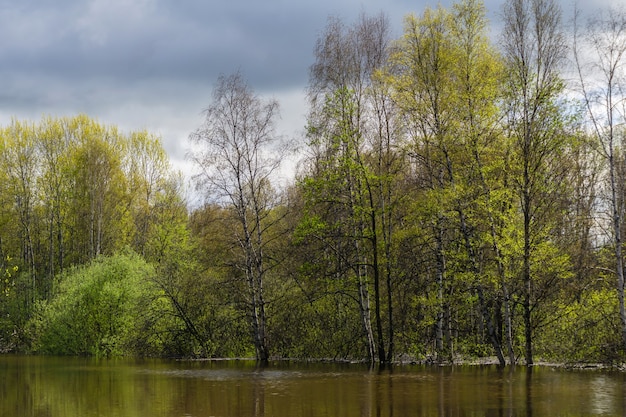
[30,251,161,357]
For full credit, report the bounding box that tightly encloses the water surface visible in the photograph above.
[1,355,625,416]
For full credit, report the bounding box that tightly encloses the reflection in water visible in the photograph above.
[1,356,625,417]
[590,374,614,415]
[493,366,515,417]
[438,366,446,417]
[525,366,533,417]
[387,367,394,417]
[253,374,265,417]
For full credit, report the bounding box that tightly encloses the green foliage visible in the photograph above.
[0,115,177,292]
[0,271,34,352]
[29,251,162,357]
[0,0,622,365]
[1,256,18,298]
[537,290,623,363]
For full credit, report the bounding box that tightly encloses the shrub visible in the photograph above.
[30,251,160,357]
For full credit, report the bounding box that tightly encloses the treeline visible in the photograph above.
[0,115,195,356]
[1,0,626,365]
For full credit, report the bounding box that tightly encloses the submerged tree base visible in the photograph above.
[175,355,626,372]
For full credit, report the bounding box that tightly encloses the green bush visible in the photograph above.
[30,251,161,357]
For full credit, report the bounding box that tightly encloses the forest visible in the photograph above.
[1,0,626,366]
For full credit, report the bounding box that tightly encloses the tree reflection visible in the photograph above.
[252,378,265,417]
[525,366,533,417]
[2,357,624,417]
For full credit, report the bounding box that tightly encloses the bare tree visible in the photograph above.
[190,72,283,362]
[573,6,626,349]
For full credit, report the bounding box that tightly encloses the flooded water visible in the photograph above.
[1,355,625,416]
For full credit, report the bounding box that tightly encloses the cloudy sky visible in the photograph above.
[0,0,612,187]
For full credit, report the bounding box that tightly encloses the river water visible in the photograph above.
[1,355,625,416]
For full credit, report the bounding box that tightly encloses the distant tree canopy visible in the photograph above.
[0,114,182,284]
[1,0,626,365]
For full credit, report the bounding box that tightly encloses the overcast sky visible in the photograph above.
[0,0,612,189]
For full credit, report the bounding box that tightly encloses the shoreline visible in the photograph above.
[176,355,626,371]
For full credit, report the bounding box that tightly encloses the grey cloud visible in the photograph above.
[0,0,329,91]
[0,0,611,182]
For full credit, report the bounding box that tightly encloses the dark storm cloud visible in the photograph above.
[0,0,359,165]
[0,0,613,100]
[0,0,325,93]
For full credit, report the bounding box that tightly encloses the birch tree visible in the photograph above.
[502,0,569,365]
[303,12,399,363]
[449,0,509,366]
[190,72,283,362]
[574,6,626,349]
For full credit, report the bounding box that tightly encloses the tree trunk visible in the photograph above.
[503,282,516,365]
[523,203,533,366]
[435,223,446,361]
[366,183,387,364]
[457,205,506,366]
[609,146,626,348]
[357,259,376,363]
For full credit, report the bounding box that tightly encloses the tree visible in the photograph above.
[124,130,172,257]
[390,4,455,362]
[448,0,509,366]
[573,6,626,350]
[37,118,72,290]
[66,117,131,262]
[502,0,570,365]
[304,12,400,363]
[189,72,285,362]
[389,3,488,363]
[187,203,254,358]
[0,121,38,298]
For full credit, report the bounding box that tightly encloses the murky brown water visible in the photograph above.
[1,355,625,416]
